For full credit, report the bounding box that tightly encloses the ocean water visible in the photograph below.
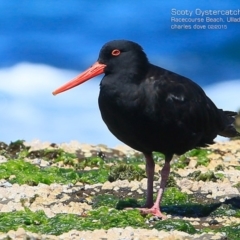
[1,0,240,146]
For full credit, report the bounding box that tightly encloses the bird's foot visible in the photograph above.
[125,205,166,219]
[138,206,167,219]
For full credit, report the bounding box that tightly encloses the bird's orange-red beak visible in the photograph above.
[52,61,106,95]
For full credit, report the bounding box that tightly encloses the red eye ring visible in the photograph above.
[111,49,121,56]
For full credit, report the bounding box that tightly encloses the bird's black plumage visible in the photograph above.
[53,39,239,218]
[98,40,239,156]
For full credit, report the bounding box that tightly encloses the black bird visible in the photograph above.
[53,40,240,218]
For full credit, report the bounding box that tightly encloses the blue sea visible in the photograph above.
[1,0,240,146]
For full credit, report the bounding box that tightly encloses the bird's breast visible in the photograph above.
[98,82,169,153]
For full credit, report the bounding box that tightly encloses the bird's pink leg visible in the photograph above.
[140,154,171,219]
[142,153,155,207]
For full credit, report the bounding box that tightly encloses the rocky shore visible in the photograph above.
[0,140,239,239]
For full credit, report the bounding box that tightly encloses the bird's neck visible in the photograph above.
[103,63,150,87]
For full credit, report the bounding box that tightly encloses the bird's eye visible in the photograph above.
[111,49,121,56]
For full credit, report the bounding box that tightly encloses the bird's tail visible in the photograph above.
[218,110,240,138]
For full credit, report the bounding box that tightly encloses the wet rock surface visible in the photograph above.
[0,140,239,239]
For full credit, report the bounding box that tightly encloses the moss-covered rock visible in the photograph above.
[188,170,223,182]
[108,163,146,182]
[153,219,197,234]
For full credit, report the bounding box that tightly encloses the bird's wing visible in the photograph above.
[146,65,223,139]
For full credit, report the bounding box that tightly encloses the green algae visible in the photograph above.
[162,187,191,205]
[0,207,199,235]
[153,219,197,234]
[0,157,110,185]
[3,207,240,238]
[161,188,226,218]
[0,209,48,233]
[0,207,236,237]
[0,208,146,235]
[119,156,145,166]
[216,224,240,240]
[28,148,64,160]
[79,168,108,184]
[75,156,105,169]
[171,148,211,170]
[0,140,30,159]
[0,159,81,185]
[28,148,80,168]
[184,148,211,167]
[108,163,146,182]
[92,194,120,208]
[115,187,191,211]
[165,173,178,187]
[113,187,222,218]
[188,170,224,182]
[159,188,220,217]
[214,164,225,171]
[153,152,165,162]
[191,149,211,166]
[172,155,190,169]
[235,210,240,217]
[233,182,240,188]
[1,141,240,238]
[153,149,211,169]
[87,207,146,230]
[210,197,240,218]
[0,197,239,238]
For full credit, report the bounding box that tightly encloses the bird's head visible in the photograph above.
[52,40,148,95]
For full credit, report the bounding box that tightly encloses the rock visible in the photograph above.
[0,155,7,163]
[188,159,198,168]
[113,186,120,191]
[1,140,240,239]
[115,179,130,188]
[129,180,140,191]
[140,178,148,190]
[101,181,113,190]
[14,228,27,239]
[0,180,12,188]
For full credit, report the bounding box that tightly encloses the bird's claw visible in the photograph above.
[124,206,167,219]
[139,207,167,219]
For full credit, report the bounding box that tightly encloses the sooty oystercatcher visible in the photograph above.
[53,40,240,218]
